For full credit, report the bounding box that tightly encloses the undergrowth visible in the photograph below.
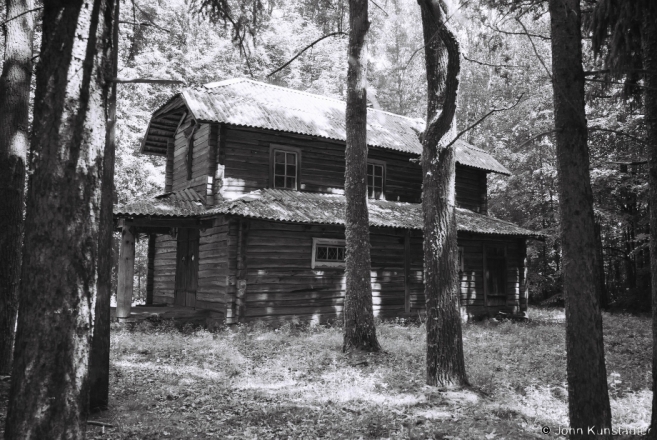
[85,307,651,439]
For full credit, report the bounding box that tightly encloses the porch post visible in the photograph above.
[519,238,528,313]
[116,225,136,319]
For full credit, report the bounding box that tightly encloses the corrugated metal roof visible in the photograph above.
[182,78,425,155]
[455,140,510,175]
[116,189,206,217]
[144,78,510,175]
[115,188,543,238]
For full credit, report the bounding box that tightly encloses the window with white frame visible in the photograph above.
[272,148,298,190]
[311,238,346,268]
[367,162,385,199]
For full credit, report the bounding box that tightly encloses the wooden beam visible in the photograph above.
[235,219,249,321]
[404,229,410,313]
[146,234,156,305]
[116,226,136,319]
[165,139,174,193]
[519,238,528,313]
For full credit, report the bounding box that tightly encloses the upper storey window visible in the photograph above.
[270,145,300,190]
[367,161,385,199]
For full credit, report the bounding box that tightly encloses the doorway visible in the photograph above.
[174,228,199,307]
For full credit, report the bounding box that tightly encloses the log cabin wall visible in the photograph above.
[196,220,230,312]
[220,125,423,202]
[171,115,217,196]
[153,234,177,304]
[231,220,427,323]
[455,165,488,214]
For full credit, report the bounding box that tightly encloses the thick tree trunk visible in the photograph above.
[418,0,467,388]
[343,0,380,352]
[644,3,657,438]
[0,0,34,377]
[548,0,612,437]
[4,0,115,437]
[89,0,120,412]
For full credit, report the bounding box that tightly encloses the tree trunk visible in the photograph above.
[4,0,115,437]
[548,0,612,437]
[89,0,120,412]
[343,0,380,352]
[0,0,34,377]
[644,3,657,438]
[418,0,467,388]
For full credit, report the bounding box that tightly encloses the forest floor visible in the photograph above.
[0,307,651,439]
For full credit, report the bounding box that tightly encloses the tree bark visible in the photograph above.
[418,0,467,388]
[644,3,657,438]
[548,0,612,437]
[89,0,120,412]
[4,0,116,437]
[0,0,34,377]
[343,0,380,352]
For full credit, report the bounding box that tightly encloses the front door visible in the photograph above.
[484,246,507,307]
[175,228,199,307]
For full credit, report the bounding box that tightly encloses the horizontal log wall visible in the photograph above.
[238,221,423,323]
[153,234,177,304]
[456,165,487,214]
[220,125,423,203]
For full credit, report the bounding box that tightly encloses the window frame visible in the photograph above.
[311,238,346,269]
[270,144,302,190]
[367,159,386,200]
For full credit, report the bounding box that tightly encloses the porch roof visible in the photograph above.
[115,189,544,238]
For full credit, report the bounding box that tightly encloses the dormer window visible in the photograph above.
[270,145,300,190]
[367,161,385,199]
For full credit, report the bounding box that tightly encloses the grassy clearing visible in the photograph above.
[82,308,652,439]
[0,307,648,439]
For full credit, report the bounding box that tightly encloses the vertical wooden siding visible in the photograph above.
[195,219,230,312]
[153,234,177,304]
[172,115,212,195]
[457,232,521,316]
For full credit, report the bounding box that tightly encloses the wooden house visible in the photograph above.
[114,78,543,324]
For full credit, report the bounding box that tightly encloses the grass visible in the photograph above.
[8,307,652,439]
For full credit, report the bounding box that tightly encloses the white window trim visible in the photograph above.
[311,238,346,269]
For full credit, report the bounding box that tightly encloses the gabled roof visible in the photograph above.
[141,78,511,175]
[115,189,543,238]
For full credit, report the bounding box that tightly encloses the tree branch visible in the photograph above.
[445,94,525,149]
[369,0,388,16]
[118,21,170,33]
[516,127,647,150]
[481,21,551,41]
[516,130,558,149]
[267,32,347,78]
[589,127,647,144]
[0,6,42,29]
[130,2,171,33]
[462,54,526,70]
